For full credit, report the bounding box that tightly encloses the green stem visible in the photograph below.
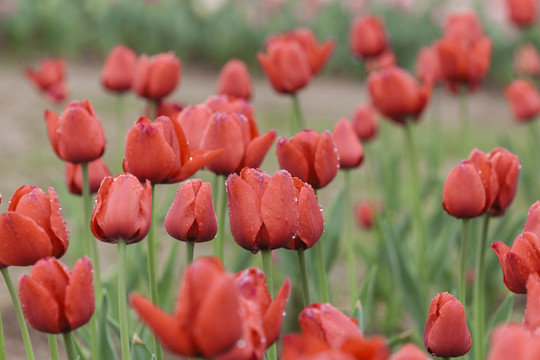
[315,239,330,303]
[296,250,311,306]
[459,219,470,306]
[61,333,76,360]
[48,334,59,360]
[0,311,4,360]
[261,250,276,360]
[213,175,227,261]
[148,100,158,120]
[186,242,195,264]
[460,87,470,156]
[118,241,131,360]
[291,94,306,134]
[1,268,35,360]
[116,95,126,173]
[344,170,357,311]
[473,213,490,360]
[528,119,540,156]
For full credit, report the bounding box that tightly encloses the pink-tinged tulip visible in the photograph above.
[487,323,540,360]
[276,130,340,189]
[227,168,299,252]
[352,104,379,141]
[514,44,540,77]
[364,51,397,74]
[176,104,213,151]
[349,15,388,59]
[505,0,536,27]
[45,100,106,164]
[282,334,357,360]
[65,158,111,196]
[332,118,364,169]
[0,186,69,266]
[164,179,217,243]
[523,201,540,238]
[133,52,181,100]
[505,79,540,122]
[488,148,520,216]
[199,112,276,176]
[25,58,68,102]
[101,44,137,92]
[217,59,252,100]
[524,274,540,332]
[130,257,242,358]
[90,174,152,245]
[205,94,255,122]
[368,66,431,125]
[444,12,484,45]
[19,256,94,333]
[424,292,472,357]
[123,116,222,184]
[416,46,441,85]
[391,343,432,360]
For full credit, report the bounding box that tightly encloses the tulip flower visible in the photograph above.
[416,46,441,85]
[133,52,181,100]
[282,334,356,360]
[424,292,472,357]
[44,100,106,164]
[19,256,94,333]
[487,323,540,360]
[352,104,378,141]
[90,174,152,245]
[276,130,340,189]
[130,257,242,358]
[176,104,213,151]
[217,59,252,100]
[364,51,397,74]
[0,186,69,266]
[101,44,137,93]
[488,148,520,216]
[444,11,484,45]
[514,44,540,77]
[391,343,432,360]
[523,201,540,238]
[349,15,388,59]
[505,0,536,27]
[332,118,364,169]
[524,274,540,332]
[151,99,183,119]
[205,94,255,122]
[355,201,383,230]
[25,57,68,102]
[505,79,540,122]
[65,158,111,195]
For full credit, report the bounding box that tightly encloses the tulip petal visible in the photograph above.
[244,130,277,170]
[171,148,224,183]
[48,187,69,257]
[164,181,197,242]
[263,277,290,346]
[293,184,324,249]
[276,137,309,183]
[314,131,340,188]
[44,110,60,157]
[65,256,95,330]
[193,182,217,242]
[19,275,62,333]
[340,336,390,359]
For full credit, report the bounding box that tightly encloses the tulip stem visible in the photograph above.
[460,87,470,156]
[473,213,490,360]
[291,94,306,134]
[186,242,194,264]
[61,333,76,360]
[48,335,59,360]
[459,219,470,306]
[344,170,357,311]
[1,268,35,360]
[261,250,277,360]
[116,94,126,173]
[118,241,131,360]
[148,100,158,119]
[213,175,226,262]
[297,250,311,306]
[0,311,4,360]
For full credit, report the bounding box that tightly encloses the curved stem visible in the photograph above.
[61,333,76,360]
[291,94,306,134]
[118,241,131,360]
[1,268,35,360]
[473,213,490,360]
[296,250,311,306]
[186,242,195,264]
[459,219,470,306]
[115,95,126,173]
[261,250,276,360]
[48,334,59,360]
[344,170,357,311]
[0,311,4,360]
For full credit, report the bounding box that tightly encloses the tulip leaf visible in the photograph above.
[131,333,154,360]
[486,293,514,346]
[322,187,345,271]
[355,265,378,331]
[352,301,363,331]
[98,291,119,360]
[158,240,180,310]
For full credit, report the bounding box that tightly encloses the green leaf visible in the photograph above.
[356,265,378,331]
[97,291,119,360]
[487,293,514,332]
[158,240,180,310]
[131,333,154,360]
[322,187,345,271]
[351,301,363,331]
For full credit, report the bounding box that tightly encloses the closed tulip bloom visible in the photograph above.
[130,257,242,358]
[487,323,540,360]
[164,179,217,243]
[349,15,388,59]
[0,186,69,266]
[524,274,540,332]
[217,59,252,100]
[352,104,379,141]
[332,118,364,169]
[227,168,299,252]
[133,52,181,100]
[19,256,94,333]
[25,57,68,102]
[444,12,484,45]
[355,201,383,230]
[424,292,471,357]
[391,343,432,360]
[276,130,340,189]
[282,334,357,360]
[101,44,137,92]
[489,148,520,216]
[205,94,255,122]
[505,79,540,122]
[90,174,152,245]
[468,148,499,211]
[65,158,111,196]
[368,66,431,125]
[416,46,441,85]
[514,44,540,77]
[45,100,106,164]
[176,104,213,151]
[523,201,540,238]
[505,0,536,27]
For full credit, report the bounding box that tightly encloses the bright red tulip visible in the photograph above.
[130,257,242,358]
[276,130,340,189]
[65,158,111,195]
[489,148,520,216]
[19,256,94,333]
[205,94,255,122]
[487,323,540,360]
[227,168,299,252]
[164,179,217,243]
[45,100,106,164]
[25,57,68,102]
[391,343,432,360]
[524,274,540,332]
[505,0,536,27]
[332,118,364,169]
[176,104,213,151]
[424,292,472,357]
[505,79,540,122]
[514,44,540,77]
[90,174,152,245]
[352,104,379,141]
[0,186,69,266]
[101,44,137,92]
[416,46,441,85]
[133,52,181,100]
[349,15,388,59]
[217,59,252,100]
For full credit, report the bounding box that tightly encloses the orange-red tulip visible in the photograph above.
[101,44,137,92]
[416,46,441,85]
[205,94,255,122]
[90,174,152,244]
[352,104,379,141]
[424,292,472,357]
[505,0,536,27]
[176,104,213,151]
[133,52,181,100]
[487,323,540,360]
[391,343,432,360]
[65,158,111,195]
[524,274,540,332]
[332,118,364,169]
[217,59,252,100]
[25,57,68,102]
[19,256,94,333]
[164,179,217,243]
[0,186,69,266]
[489,148,520,216]
[45,100,106,164]
[130,257,242,358]
[505,79,540,122]
[514,44,540,77]
[349,15,388,59]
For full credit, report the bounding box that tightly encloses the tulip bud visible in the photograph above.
[65,158,111,196]
[205,94,255,122]
[349,15,388,59]
[352,104,379,142]
[505,79,540,122]
[505,0,536,27]
[415,46,441,85]
[355,201,383,230]
[176,104,213,151]
[489,148,520,216]
[524,201,540,238]
[332,118,364,169]
[217,59,252,100]
[514,44,540,77]
[444,11,484,45]
[101,44,137,92]
[25,57,68,102]
[133,52,181,100]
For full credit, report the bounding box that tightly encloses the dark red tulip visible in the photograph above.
[352,104,379,141]
[217,59,252,100]
[164,179,217,243]
[205,94,255,122]
[0,186,69,266]
[133,52,181,100]
[101,44,137,92]
[364,51,397,74]
[176,104,213,151]
[276,130,340,189]
[19,256,94,334]
[349,15,388,59]
[514,44,540,77]
[488,148,520,216]
[130,257,242,358]
[332,118,364,169]
[391,343,431,360]
[416,45,441,85]
[90,174,152,245]
[65,158,111,195]
[227,168,299,253]
[505,79,540,122]
[505,0,536,27]
[45,100,106,164]
[487,323,540,360]
[368,66,431,125]
[524,274,540,332]
[25,57,68,102]
[424,292,472,357]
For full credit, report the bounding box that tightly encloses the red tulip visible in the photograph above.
[364,51,397,74]
[424,292,472,357]
[282,334,356,360]
[19,256,94,333]
[416,46,441,85]
[130,257,242,358]
[176,104,213,151]
[352,104,379,141]
[368,66,431,125]
[133,52,181,100]
[205,94,255,122]
[217,59,252,100]
[487,323,540,360]
[339,336,390,360]
[514,44,540,77]
[45,100,106,163]
[153,99,183,119]
[25,57,68,102]
[488,148,520,216]
[505,0,536,27]
[349,15,388,59]
[164,179,217,243]
[101,44,137,92]
[332,118,364,169]
[524,274,540,332]
[444,11,484,45]
[226,168,299,252]
[90,174,152,245]
[355,201,383,230]
[0,186,69,266]
[391,343,431,360]
[468,148,499,211]
[65,158,111,195]
[276,130,340,189]
[505,79,540,122]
